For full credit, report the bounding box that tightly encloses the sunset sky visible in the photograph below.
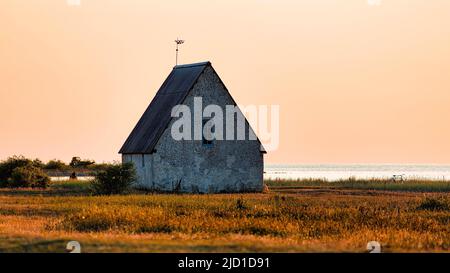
[1,0,450,164]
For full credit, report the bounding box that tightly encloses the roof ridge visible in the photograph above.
[173,61,211,69]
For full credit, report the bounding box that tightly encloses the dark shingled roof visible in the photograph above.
[119,61,211,154]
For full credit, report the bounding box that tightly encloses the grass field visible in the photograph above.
[0,179,449,253]
[266,178,450,192]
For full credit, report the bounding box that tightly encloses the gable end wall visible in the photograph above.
[123,66,264,193]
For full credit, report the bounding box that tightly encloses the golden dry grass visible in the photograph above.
[0,180,449,253]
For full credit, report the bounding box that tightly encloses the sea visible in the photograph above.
[50,164,450,182]
[264,164,450,181]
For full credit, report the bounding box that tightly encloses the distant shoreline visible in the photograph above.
[265,164,450,181]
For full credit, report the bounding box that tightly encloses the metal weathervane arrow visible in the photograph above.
[175,38,185,66]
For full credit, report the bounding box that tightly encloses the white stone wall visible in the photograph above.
[122,154,155,188]
[124,66,264,193]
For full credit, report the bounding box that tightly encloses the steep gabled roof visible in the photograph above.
[119,61,211,154]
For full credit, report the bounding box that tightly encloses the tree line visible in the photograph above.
[0,156,136,194]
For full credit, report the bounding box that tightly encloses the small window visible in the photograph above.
[202,118,214,147]
[141,154,145,167]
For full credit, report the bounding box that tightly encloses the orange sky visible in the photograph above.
[1,0,450,164]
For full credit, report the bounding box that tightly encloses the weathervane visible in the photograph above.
[174,38,185,66]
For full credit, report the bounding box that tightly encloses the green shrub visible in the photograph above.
[0,156,51,188]
[0,156,33,186]
[44,159,69,171]
[31,158,45,169]
[416,197,449,211]
[70,157,95,168]
[90,162,136,195]
[10,165,50,188]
